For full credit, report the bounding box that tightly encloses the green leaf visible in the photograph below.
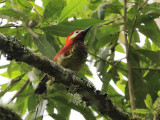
[12,0,33,14]
[42,19,104,37]
[137,49,160,66]
[41,0,49,8]
[115,44,125,53]
[78,64,93,79]
[141,3,160,19]
[45,33,60,52]
[29,1,44,16]
[46,99,55,114]
[128,28,140,44]
[59,0,87,21]
[143,71,160,106]
[116,80,126,94]
[104,84,123,107]
[42,0,65,22]
[96,46,113,73]
[33,35,56,60]
[144,94,153,110]
[142,38,151,50]
[50,96,96,120]
[0,8,26,20]
[28,91,37,111]
[1,71,21,79]
[138,19,160,47]
[95,25,120,49]
[98,2,122,19]
[0,83,8,91]
[133,109,150,114]
[0,64,9,69]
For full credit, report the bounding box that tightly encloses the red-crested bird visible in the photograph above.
[35,26,92,94]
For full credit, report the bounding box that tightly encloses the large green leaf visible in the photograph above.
[144,94,153,110]
[95,25,120,49]
[137,49,160,66]
[59,0,87,21]
[143,71,160,104]
[141,2,160,19]
[133,109,150,114]
[33,35,56,60]
[138,19,160,47]
[50,96,96,120]
[125,47,148,107]
[29,1,44,16]
[45,33,60,52]
[98,1,122,19]
[0,8,26,20]
[42,0,65,22]
[42,19,104,37]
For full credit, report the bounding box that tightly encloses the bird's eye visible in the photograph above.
[74,31,79,34]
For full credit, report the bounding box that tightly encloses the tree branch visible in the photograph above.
[123,0,136,117]
[0,33,131,120]
[0,106,22,120]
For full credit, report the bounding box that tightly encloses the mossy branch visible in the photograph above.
[0,106,22,120]
[0,33,131,120]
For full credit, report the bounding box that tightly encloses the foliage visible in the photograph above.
[0,0,160,119]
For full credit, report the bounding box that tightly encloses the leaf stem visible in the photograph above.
[132,67,160,71]
[89,52,127,72]
[8,79,29,104]
[0,74,24,98]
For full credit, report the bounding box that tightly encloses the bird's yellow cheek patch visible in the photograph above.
[69,30,83,40]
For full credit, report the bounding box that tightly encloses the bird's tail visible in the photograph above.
[35,75,48,94]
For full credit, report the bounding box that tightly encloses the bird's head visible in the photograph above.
[64,26,92,47]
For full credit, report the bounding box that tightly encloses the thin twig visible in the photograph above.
[0,74,25,98]
[0,24,22,29]
[98,17,123,28]
[0,0,7,3]
[23,24,39,38]
[89,52,127,72]
[132,67,160,71]
[8,79,29,104]
[124,0,136,117]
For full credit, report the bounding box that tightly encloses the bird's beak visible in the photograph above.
[81,25,93,36]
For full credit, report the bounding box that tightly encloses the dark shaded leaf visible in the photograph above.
[137,49,160,66]
[0,8,26,20]
[43,0,65,22]
[138,19,160,47]
[33,35,56,60]
[42,19,105,37]
[59,0,87,21]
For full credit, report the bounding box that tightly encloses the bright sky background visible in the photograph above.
[0,0,153,119]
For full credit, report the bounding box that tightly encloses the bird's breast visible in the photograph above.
[60,42,88,72]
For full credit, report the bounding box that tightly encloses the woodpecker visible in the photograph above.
[35,26,92,94]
